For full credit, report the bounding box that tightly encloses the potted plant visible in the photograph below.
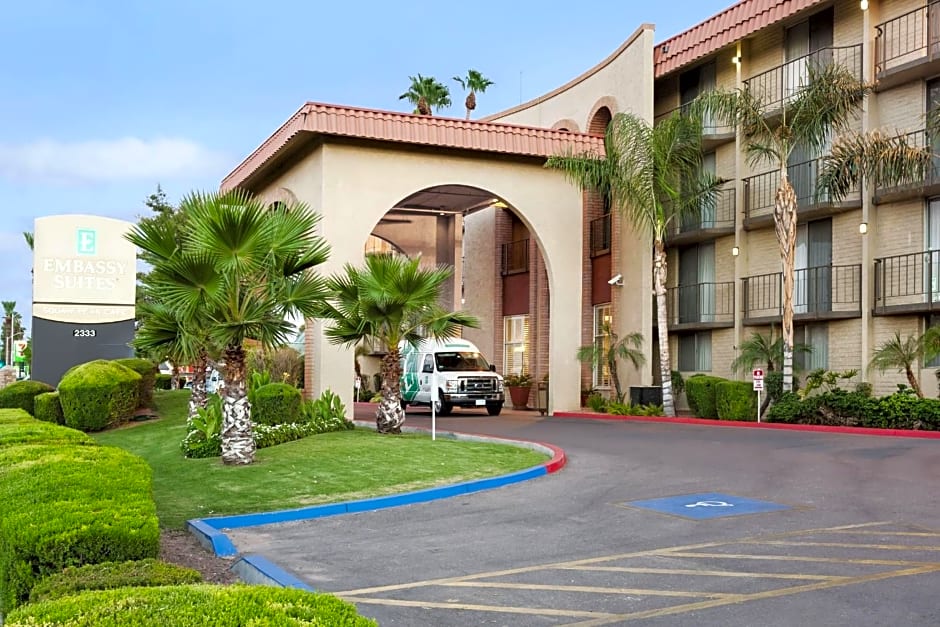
[503,372,532,409]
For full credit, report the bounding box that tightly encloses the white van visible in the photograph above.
[399,338,504,416]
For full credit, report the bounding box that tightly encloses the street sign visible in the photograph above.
[752,368,765,421]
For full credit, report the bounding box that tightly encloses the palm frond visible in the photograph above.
[818,130,932,201]
[788,63,871,157]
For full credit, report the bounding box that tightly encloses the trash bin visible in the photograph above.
[536,380,549,415]
[629,386,662,407]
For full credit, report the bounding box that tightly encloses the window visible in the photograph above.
[926,315,940,368]
[795,324,829,371]
[593,304,612,388]
[678,243,715,323]
[678,331,712,372]
[503,315,529,375]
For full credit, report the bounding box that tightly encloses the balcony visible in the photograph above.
[665,183,736,246]
[875,2,940,91]
[742,264,862,325]
[872,128,940,204]
[589,213,611,257]
[666,282,735,331]
[874,250,940,315]
[652,103,735,150]
[500,239,529,275]
[743,156,861,229]
[744,45,863,113]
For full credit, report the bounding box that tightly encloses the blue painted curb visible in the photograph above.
[230,554,316,591]
[186,518,239,558]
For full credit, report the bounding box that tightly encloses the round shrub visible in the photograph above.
[33,391,64,425]
[58,360,141,431]
[6,584,378,626]
[30,559,202,603]
[715,380,758,421]
[155,373,173,390]
[114,358,159,408]
[685,375,725,419]
[251,382,303,426]
[0,380,55,416]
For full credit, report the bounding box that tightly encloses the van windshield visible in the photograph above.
[435,351,491,372]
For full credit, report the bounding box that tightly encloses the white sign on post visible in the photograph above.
[752,368,764,422]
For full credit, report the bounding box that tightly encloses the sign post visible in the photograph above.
[430,368,437,441]
[752,368,765,422]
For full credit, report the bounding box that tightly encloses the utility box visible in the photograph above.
[630,386,662,407]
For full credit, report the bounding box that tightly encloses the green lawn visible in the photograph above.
[93,390,548,528]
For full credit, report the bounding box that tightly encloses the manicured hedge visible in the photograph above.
[0,440,160,613]
[6,584,378,626]
[0,380,55,416]
[29,559,202,603]
[155,373,173,390]
[685,375,725,419]
[251,382,303,426]
[0,409,92,447]
[715,380,758,421]
[33,391,64,425]
[58,360,141,431]
[114,358,159,408]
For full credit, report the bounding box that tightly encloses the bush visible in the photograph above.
[586,392,608,413]
[303,389,351,433]
[58,360,141,431]
[155,373,173,390]
[0,380,55,416]
[685,375,725,419]
[6,584,377,626]
[250,382,303,426]
[0,441,159,613]
[30,559,202,603]
[715,380,758,421]
[0,409,92,447]
[114,358,159,408]
[181,395,222,459]
[33,391,64,425]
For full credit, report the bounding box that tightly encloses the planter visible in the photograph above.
[508,386,531,410]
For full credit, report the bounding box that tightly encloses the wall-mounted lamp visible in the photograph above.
[860,0,869,10]
[732,54,742,66]
[859,222,869,234]
[732,246,740,257]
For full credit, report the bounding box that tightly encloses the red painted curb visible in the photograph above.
[552,411,940,439]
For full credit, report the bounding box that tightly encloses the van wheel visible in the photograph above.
[435,393,453,416]
[486,401,503,416]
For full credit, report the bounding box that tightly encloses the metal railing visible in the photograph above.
[652,101,734,137]
[666,183,736,237]
[589,214,611,256]
[744,44,863,112]
[743,156,861,221]
[875,1,940,76]
[500,238,529,275]
[742,264,862,320]
[874,250,940,313]
[666,281,735,326]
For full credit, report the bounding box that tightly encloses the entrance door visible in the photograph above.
[679,243,715,323]
[795,218,832,315]
[785,8,833,102]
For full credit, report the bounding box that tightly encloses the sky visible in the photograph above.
[0,0,733,333]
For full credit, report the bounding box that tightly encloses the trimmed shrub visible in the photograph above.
[58,360,141,431]
[685,375,725,419]
[715,381,758,421]
[0,380,55,416]
[251,382,303,426]
[155,373,173,390]
[114,358,159,408]
[29,559,202,603]
[6,584,378,626]
[0,409,92,447]
[0,442,160,613]
[33,391,64,425]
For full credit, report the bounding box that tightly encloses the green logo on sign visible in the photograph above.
[77,229,96,255]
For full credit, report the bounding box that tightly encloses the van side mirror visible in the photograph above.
[489,365,496,372]
[422,363,434,373]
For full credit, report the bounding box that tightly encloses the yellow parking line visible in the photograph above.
[826,530,940,537]
[665,551,936,566]
[448,581,735,598]
[560,565,844,581]
[751,540,940,552]
[341,596,622,620]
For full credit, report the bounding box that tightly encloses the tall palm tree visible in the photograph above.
[399,74,452,116]
[453,70,494,120]
[2,301,15,366]
[546,111,720,416]
[695,63,871,394]
[318,254,478,434]
[128,190,331,465]
[867,331,940,398]
[576,323,645,402]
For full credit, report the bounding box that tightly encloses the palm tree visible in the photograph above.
[730,328,813,374]
[867,331,939,398]
[2,301,15,366]
[453,70,494,120]
[318,253,478,434]
[128,190,331,464]
[576,323,645,402]
[546,111,721,416]
[399,74,452,116]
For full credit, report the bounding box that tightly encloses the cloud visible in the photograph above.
[0,137,231,184]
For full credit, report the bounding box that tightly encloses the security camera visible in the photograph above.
[608,274,623,286]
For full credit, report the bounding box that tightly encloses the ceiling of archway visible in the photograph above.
[393,185,499,215]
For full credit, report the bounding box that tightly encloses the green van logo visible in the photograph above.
[76,229,96,255]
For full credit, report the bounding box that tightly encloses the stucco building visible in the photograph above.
[222,0,940,412]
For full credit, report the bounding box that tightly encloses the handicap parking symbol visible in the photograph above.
[624,492,791,520]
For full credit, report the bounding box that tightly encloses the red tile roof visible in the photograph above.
[654,0,825,77]
[221,102,605,191]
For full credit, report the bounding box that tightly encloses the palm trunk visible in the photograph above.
[654,239,676,417]
[188,348,210,421]
[465,92,476,120]
[774,173,798,393]
[377,348,405,434]
[171,363,180,390]
[221,344,255,465]
[609,356,622,402]
[905,367,924,398]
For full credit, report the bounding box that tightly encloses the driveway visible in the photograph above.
[226,407,940,625]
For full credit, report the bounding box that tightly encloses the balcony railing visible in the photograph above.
[589,213,611,256]
[873,128,940,200]
[874,250,940,315]
[666,183,736,240]
[500,238,529,275]
[743,156,861,223]
[666,281,735,328]
[875,1,940,78]
[744,45,863,112]
[652,102,734,137]
[742,264,862,323]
